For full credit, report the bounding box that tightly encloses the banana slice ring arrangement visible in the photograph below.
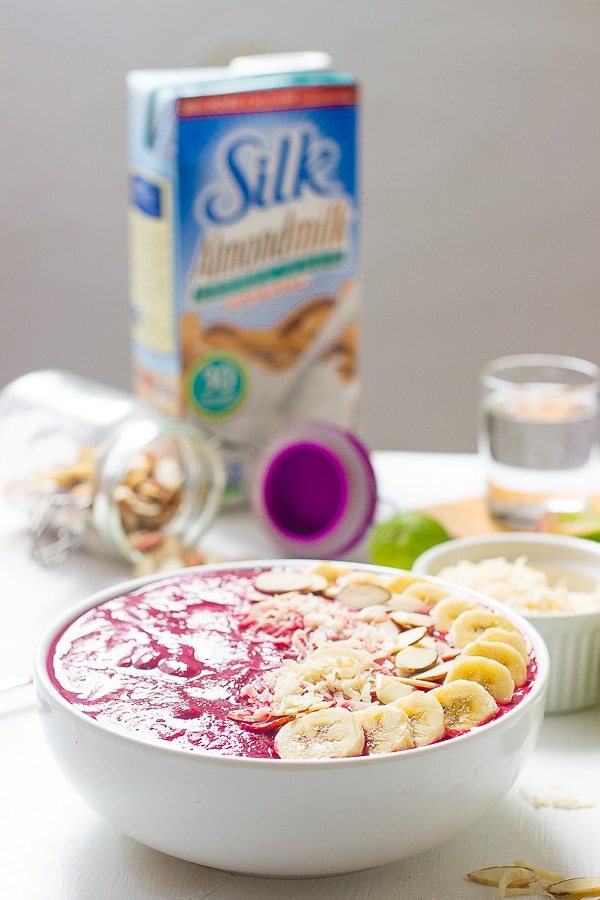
[231,564,536,760]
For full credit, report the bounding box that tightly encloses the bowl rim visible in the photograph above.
[34,558,550,770]
[414,533,600,620]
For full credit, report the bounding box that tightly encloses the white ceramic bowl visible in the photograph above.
[414,533,600,715]
[34,560,548,877]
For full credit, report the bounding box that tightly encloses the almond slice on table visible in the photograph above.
[468,865,536,888]
[465,861,591,898]
[548,878,600,897]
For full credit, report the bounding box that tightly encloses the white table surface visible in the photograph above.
[1,451,598,899]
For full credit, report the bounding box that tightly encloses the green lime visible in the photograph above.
[536,510,600,542]
[369,511,452,569]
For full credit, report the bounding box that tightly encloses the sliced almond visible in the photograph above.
[123,496,165,519]
[513,861,567,885]
[336,582,392,609]
[336,571,388,587]
[440,647,463,661]
[357,603,391,622]
[304,573,329,593]
[253,570,317,595]
[153,455,184,490]
[415,661,451,682]
[385,593,426,613]
[371,617,402,640]
[395,675,438,690]
[389,625,428,651]
[548,877,600,897]
[395,645,438,674]
[388,610,433,629]
[417,635,437,649]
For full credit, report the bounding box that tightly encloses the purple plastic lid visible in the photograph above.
[252,421,378,557]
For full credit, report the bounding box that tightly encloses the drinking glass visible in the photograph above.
[479,354,600,528]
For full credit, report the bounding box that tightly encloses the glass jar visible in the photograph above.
[0,370,225,565]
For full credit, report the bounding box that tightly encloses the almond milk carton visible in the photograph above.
[127,54,360,505]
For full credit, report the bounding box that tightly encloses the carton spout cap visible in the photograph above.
[228,52,332,76]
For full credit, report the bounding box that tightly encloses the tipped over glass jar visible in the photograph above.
[0,370,225,566]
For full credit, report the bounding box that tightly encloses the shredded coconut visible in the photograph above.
[236,590,411,718]
[437,556,600,614]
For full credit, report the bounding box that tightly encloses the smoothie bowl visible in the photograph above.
[34,560,548,877]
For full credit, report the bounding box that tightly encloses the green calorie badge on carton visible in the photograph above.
[185,353,249,420]
[127,53,361,507]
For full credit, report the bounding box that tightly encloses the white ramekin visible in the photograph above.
[415,532,600,714]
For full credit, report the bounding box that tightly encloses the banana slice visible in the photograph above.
[461,639,527,687]
[450,607,519,649]
[307,562,349,582]
[480,626,530,665]
[431,678,498,732]
[401,582,450,604]
[274,708,365,759]
[445,654,515,703]
[393,690,445,746]
[354,704,414,754]
[374,673,414,703]
[385,572,423,593]
[431,595,479,633]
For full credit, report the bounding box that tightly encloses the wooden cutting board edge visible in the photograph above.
[419,497,506,537]
[420,495,600,538]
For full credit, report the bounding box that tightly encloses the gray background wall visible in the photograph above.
[2,1,599,452]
